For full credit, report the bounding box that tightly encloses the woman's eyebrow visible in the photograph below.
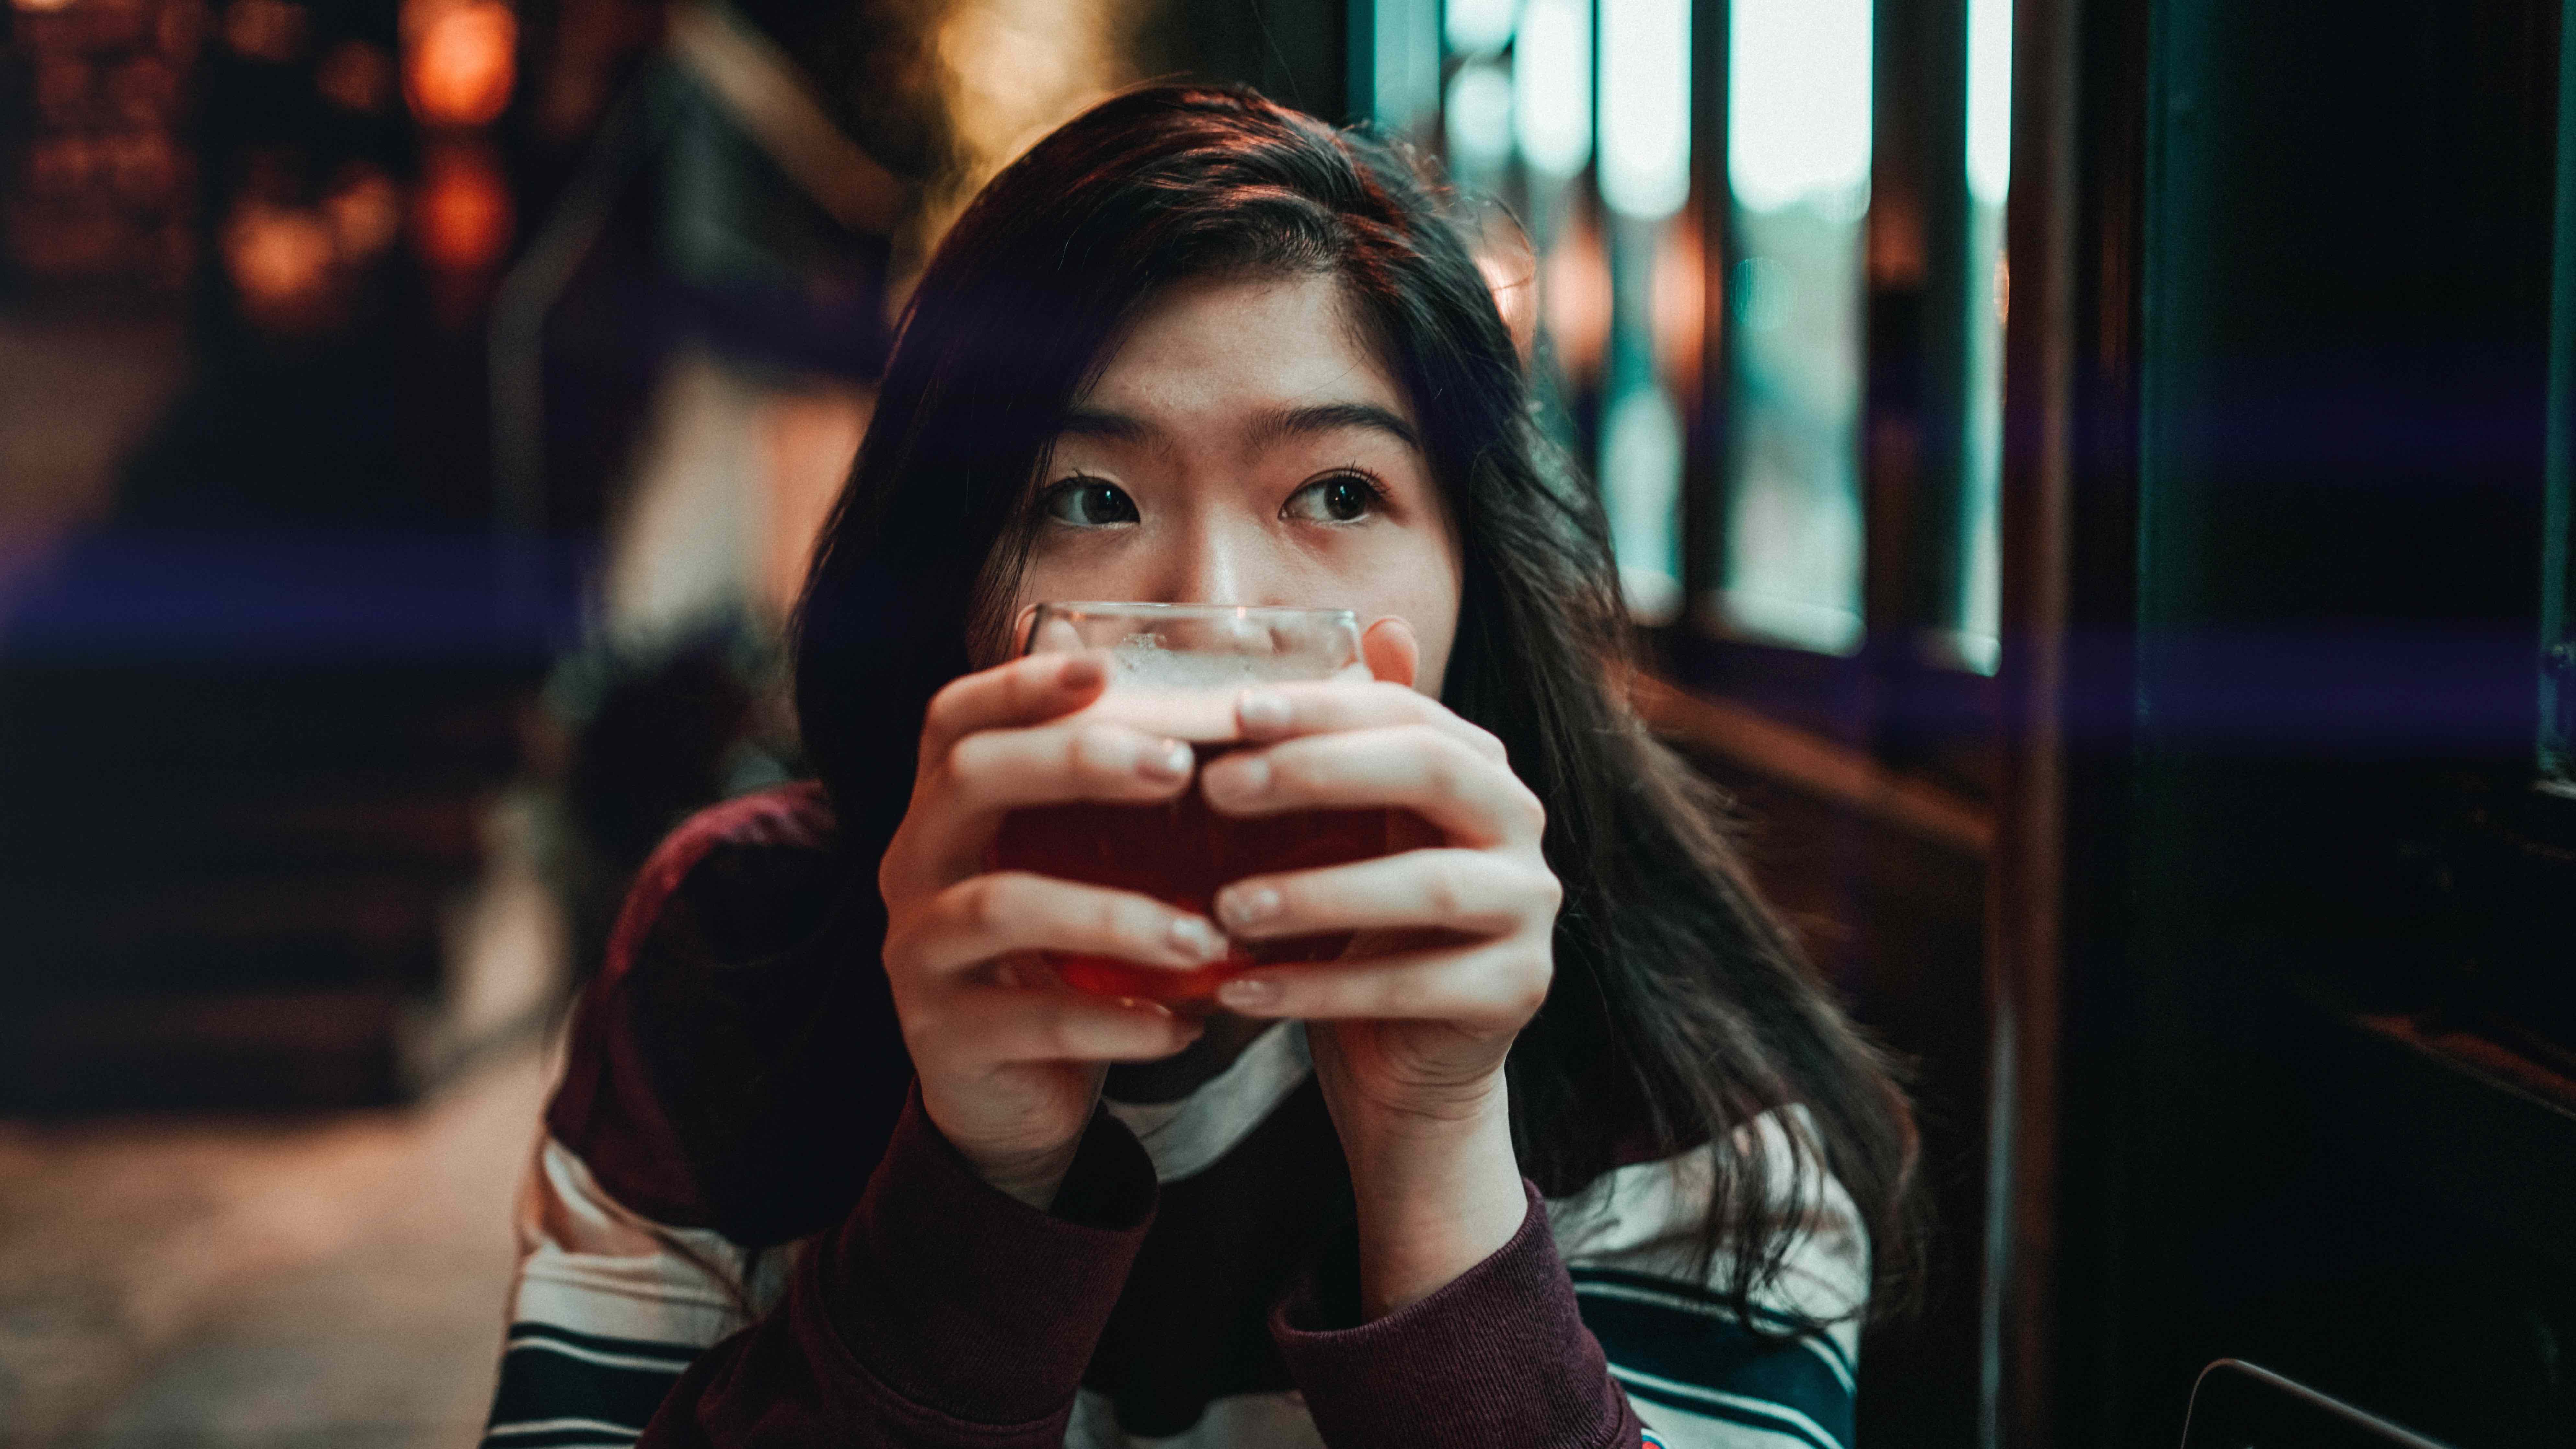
[1246,402,1422,452]
[1055,407,1154,442]
[1052,401,1423,452]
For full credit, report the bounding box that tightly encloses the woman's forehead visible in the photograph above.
[1068,270,1416,442]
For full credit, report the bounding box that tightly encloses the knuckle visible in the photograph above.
[1500,950,1552,1016]
[1423,734,1473,798]
[1512,783,1547,837]
[1423,858,1470,919]
[1042,1003,1087,1058]
[880,923,918,971]
[1532,867,1565,915]
[923,677,975,737]
[1071,722,1131,776]
[1096,892,1137,943]
[962,875,1015,934]
[925,676,966,721]
[898,1000,948,1051]
[1271,749,1326,796]
[937,738,983,800]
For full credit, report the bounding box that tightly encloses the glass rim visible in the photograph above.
[1029,601,1361,625]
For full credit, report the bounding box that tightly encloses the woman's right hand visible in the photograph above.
[877,650,1225,1209]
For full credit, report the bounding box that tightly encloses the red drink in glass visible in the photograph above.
[987,603,1411,1007]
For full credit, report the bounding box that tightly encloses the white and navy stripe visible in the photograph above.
[1554,1107,1871,1449]
[482,1324,699,1447]
[490,1024,1870,1449]
[1572,1267,1856,1449]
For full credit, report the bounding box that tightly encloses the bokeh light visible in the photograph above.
[404,0,516,128]
[1512,0,1590,181]
[413,142,511,270]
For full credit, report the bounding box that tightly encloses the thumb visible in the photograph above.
[1361,616,1420,688]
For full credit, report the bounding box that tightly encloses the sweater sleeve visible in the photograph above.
[483,785,1163,1447]
[484,1087,1159,1449]
[1269,1179,1646,1449]
[635,1087,1160,1447]
[1269,1107,1872,1449]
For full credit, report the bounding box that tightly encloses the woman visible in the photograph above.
[484,85,1917,1449]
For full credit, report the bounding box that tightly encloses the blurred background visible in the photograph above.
[1,0,2572,1446]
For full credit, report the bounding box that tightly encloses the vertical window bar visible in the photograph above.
[2542,0,2576,787]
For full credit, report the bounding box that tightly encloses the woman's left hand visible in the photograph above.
[1198,676,1560,1314]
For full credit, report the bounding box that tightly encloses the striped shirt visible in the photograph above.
[482,785,1869,1449]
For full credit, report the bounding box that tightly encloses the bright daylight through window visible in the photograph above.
[1718,0,1873,654]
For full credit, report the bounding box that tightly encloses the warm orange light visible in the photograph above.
[1543,211,1613,386]
[413,144,511,270]
[326,166,401,258]
[908,0,1135,297]
[223,201,336,328]
[404,0,516,128]
[224,0,309,63]
[1652,213,1706,397]
[1479,250,1538,360]
[1464,204,1539,360]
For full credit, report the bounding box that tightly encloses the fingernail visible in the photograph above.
[1117,996,1174,1018]
[1217,977,1280,1009]
[1217,884,1280,930]
[1238,689,1291,732]
[1169,915,1225,961]
[1138,737,1193,781]
[1062,655,1105,689]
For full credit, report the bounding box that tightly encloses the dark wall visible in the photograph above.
[1145,0,1348,124]
[2054,1,2576,1445]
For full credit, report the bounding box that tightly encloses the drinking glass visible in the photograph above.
[989,602,1406,1008]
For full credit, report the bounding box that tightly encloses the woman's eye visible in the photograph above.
[1284,474,1379,523]
[1043,479,1139,527]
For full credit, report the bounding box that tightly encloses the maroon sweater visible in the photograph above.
[482,784,1867,1449]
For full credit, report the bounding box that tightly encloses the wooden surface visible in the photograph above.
[0,1037,548,1448]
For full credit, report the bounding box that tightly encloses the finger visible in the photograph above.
[909,719,1196,875]
[1361,615,1419,688]
[944,718,1196,810]
[1199,726,1544,848]
[940,984,1209,1064]
[908,871,1230,978]
[1211,939,1552,1027]
[1232,678,1505,763]
[1213,849,1554,940]
[920,650,1111,766]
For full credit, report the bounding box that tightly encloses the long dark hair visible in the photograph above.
[793,84,1919,1324]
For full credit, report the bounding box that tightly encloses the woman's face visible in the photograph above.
[1006,270,1464,693]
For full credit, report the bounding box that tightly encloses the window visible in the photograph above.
[1422,0,2015,698]
[1715,0,1873,654]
